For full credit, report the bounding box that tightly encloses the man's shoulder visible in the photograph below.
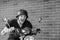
[24,20,31,23]
[23,20,33,29]
[8,19,17,23]
[24,20,32,26]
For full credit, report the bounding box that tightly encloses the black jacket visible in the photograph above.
[6,19,33,40]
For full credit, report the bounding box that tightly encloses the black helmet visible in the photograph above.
[16,9,28,19]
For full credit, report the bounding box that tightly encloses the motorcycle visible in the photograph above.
[3,18,41,40]
[14,27,40,40]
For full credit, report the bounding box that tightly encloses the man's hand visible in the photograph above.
[22,27,30,34]
[8,27,15,32]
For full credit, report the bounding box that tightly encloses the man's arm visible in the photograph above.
[0,27,9,35]
[0,27,15,35]
[1,18,16,35]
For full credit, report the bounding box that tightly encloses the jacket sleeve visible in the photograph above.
[5,19,14,28]
[26,21,33,29]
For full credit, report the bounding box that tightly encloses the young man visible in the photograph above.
[0,9,33,40]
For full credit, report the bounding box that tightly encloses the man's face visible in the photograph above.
[17,12,26,24]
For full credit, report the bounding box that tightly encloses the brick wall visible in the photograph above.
[0,0,60,40]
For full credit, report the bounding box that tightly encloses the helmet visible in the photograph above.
[16,9,28,19]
